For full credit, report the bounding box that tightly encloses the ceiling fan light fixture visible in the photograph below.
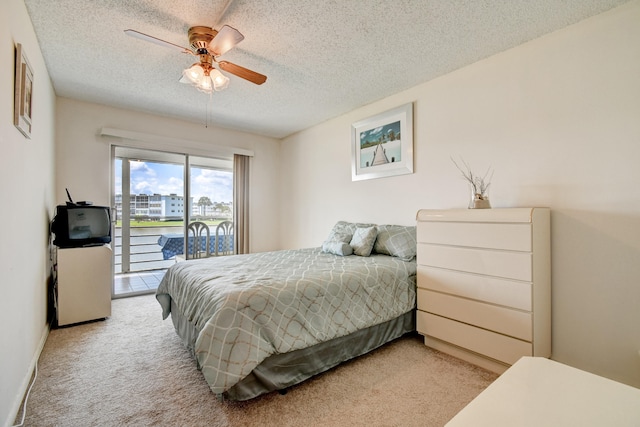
[126,25,267,91]
[210,68,230,91]
[197,75,213,94]
[180,62,228,94]
[182,63,205,85]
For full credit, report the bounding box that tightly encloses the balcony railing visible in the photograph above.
[114,225,182,274]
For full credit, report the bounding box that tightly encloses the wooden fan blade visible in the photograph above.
[218,61,267,85]
[124,29,192,54]
[208,25,244,56]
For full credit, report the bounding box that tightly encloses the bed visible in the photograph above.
[155,221,417,400]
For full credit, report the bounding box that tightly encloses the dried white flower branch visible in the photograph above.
[451,157,493,200]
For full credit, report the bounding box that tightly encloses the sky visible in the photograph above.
[359,120,401,146]
[115,159,233,203]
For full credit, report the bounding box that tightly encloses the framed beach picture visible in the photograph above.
[14,43,34,139]
[351,103,413,181]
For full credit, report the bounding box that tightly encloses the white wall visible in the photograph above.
[280,1,640,387]
[0,0,57,425]
[1,3,638,425]
[55,98,281,254]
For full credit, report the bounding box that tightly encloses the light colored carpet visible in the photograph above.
[19,295,497,426]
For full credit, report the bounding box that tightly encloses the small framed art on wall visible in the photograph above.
[14,43,34,139]
[351,103,413,181]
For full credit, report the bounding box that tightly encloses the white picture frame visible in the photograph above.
[351,103,413,181]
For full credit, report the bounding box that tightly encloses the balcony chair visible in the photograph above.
[215,221,234,256]
[187,221,211,260]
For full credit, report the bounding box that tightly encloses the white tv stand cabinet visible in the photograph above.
[55,245,112,326]
[415,208,551,373]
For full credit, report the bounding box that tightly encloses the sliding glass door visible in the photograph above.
[112,147,233,297]
[188,156,234,258]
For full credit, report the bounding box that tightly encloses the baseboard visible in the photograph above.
[4,323,50,427]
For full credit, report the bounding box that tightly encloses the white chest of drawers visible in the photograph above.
[415,208,551,373]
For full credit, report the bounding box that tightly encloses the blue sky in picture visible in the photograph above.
[359,120,401,146]
[115,160,233,203]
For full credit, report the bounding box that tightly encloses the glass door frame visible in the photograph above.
[110,145,234,297]
[111,146,187,297]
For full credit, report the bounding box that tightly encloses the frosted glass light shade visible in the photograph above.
[210,69,230,91]
[181,64,205,85]
[180,63,228,94]
[197,76,213,94]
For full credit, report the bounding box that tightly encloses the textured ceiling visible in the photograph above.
[24,0,629,139]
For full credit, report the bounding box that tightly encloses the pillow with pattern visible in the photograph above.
[373,225,417,261]
[321,227,354,256]
[329,220,377,236]
[322,241,353,256]
[350,226,378,257]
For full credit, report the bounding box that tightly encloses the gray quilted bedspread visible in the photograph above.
[156,247,416,395]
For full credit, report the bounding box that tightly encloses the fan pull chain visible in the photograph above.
[205,91,214,128]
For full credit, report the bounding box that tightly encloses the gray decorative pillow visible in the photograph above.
[329,220,376,236]
[322,241,353,256]
[373,225,417,261]
[322,228,354,256]
[327,221,355,236]
[350,226,378,257]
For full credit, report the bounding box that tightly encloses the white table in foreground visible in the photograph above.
[447,356,640,426]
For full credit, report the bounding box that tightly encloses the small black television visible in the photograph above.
[52,203,112,248]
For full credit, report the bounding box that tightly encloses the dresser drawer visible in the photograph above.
[417,311,532,365]
[417,244,532,281]
[417,222,531,251]
[417,266,532,311]
[417,289,532,341]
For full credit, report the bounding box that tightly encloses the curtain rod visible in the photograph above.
[99,127,254,158]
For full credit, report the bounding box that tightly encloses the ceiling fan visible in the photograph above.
[124,25,267,94]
